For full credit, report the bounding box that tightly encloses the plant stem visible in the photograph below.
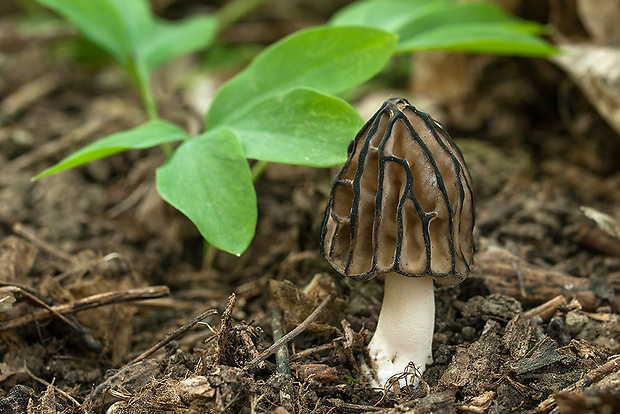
[202,240,217,271]
[251,160,269,183]
[216,0,270,30]
[132,62,175,157]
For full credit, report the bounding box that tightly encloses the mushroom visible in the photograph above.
[320,97,475,390]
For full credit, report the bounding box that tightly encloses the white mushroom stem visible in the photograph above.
[367,272,435,390]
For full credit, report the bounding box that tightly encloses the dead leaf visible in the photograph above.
[580,206,620,240]
[576,0,620,44]
[552,45,620,137]
[0,236,37,283]
[269,278,346,336]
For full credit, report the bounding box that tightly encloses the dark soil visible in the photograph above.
[1,2,619,413]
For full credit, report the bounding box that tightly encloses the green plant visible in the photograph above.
[33,0,556,257]
[330,0,557,56]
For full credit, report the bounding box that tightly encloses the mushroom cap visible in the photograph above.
[320,98,475,286]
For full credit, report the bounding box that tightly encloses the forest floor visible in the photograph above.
[1,4,620,413]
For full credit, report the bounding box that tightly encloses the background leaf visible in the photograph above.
[142,15,217,72]
[228,88,363,167]
[398,23,557,56]
[330,0,557,56]
[156,129,257,256]
[33,120,189,180]
[37,0,140,66]
[206,26,397,128]
[36,0,217,75]
[330,0,451,33]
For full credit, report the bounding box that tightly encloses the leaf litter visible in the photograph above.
[0,2,620,413]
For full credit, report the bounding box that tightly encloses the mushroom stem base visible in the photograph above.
[367,273,435,391]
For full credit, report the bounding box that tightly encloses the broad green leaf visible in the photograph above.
[228,88,363,167]
[36,0,217,74]
[207,26,397,128]
[33,120,189,180]
[37,0,140,66]
[398,24,557,56]
[156,128,256,256]
[330,0,557,57]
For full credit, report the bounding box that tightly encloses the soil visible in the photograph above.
[1,2,620,414]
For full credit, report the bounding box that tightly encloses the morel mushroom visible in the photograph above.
[321,97,474,390]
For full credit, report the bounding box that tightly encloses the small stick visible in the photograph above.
[244,292,335,371]
[0,285,79,332]
[290,341,339,362]
[524,295,567,321]
[535,354,620,413]
[327,398,383,412]
[1,73,61,117]
[24,362,81,408]
[217,294,236,366]
[13,223,73,263]
[271,307,293,411]
[0,286,170,331]
[8,117,105,172]
[129,308,217,365]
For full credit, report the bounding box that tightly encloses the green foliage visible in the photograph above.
[330,0,558,56]
[156,129,257,255]
[33,120,189,180]
[33,0,557,256]
[157,26,396,254]
[36,0,217,114]
[226,88,364,166]
[33,4,396,254]
[207,26,397,127]
[346,376,359,385]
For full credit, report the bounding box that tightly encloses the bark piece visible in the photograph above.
[503,314,538,359]
[469,246,612,309]
[439,320,503,396]
[0,236,37,282]
[461,293,522,321]
[505,336,565,375]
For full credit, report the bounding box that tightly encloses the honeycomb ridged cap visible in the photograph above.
[320,98,475,286]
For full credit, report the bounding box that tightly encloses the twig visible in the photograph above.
[535,354,620,413]
[0,286,170,331]
[1,73,61,118]
[0,285,79,332]
[272,307,293,411]
[54,252,124,282]
[7,117,105,172]
[217,294,236,366]
[290,341,339,362]
[24,362,81,408]
[327,398,383,412]
[107,181,152,218]
[523,295,567,321]
[129,308,217,365]
[244,292,335,371]
[13,223,74,263]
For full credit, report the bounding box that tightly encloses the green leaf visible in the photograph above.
[398,23,557,56]
[33,120,189,180]
[207,26,397,128]
[35,0,217,73]
[330,0,557,57]
[330,0,451,33]
[229,88,363,167]
[36,0,141,67]
[142,15,217,72]
[156,128,257,256]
